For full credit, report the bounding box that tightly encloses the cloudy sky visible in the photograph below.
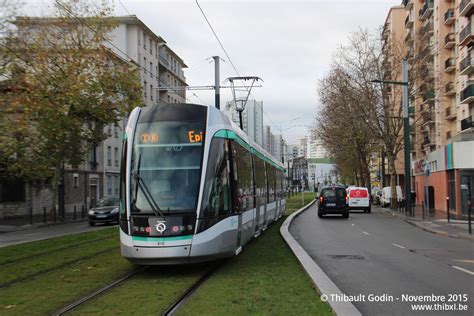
[28,0,401,143]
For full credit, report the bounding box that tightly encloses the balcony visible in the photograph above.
[444,9,455,25]
[158,55,169,69]
[403,0,413,10]
[460,54,474,75]
[459,21,473,46]
[423,136,435,147]
[423,89,435,103]
[421,66,435,81]
[445,107,457,121]
[421,20,434,38]
[460,0,473,17]
[419,0,434,20]
[461,116,474,132]
[461,84,474,103]
[445,82,456,96]
[158,77,170,91]
[422,111,435,126]
[444,33,456,49]
[405,30,412,43]
[445,57,456,73]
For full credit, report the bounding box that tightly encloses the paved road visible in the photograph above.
[290,205,474,316]
[0,222,115,248]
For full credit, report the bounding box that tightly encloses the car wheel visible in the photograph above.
[89,221,95,226]
[343,211,349,219]
[367,207,371,213]
[318,210,324,218]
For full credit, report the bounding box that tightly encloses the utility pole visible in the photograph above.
[402,60,412,216]
[213,56,220,110]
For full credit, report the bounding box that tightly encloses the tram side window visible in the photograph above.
[254,157,266,204]
[233,142,254,212]
[200,138,232,219]
[275,169,281,199]
[266,164,276,203]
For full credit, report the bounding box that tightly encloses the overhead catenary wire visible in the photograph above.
[54,0,203,104]
[194,0,284,133]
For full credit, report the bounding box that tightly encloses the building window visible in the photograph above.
[156,43,159,58]
[107,175,112,196]
[108,124,112,136]
[73,173,79,188]
[167,95,170,103]
[149,39,152,54]
[144,80,147,99]
[114,175,119,196]
[138,30,141,45]
[155,66,158,81]
[114,125,119,138]
[107,146,112,166]
[143,32,146,49]
[150,85,153,101]
[150,61,153,77]
[114,147,119,166]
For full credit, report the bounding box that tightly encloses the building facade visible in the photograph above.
[383,0,474,217]
[223,99,264,147]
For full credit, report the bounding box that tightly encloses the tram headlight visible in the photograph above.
[88,210,94,216]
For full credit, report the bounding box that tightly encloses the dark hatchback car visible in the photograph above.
[317,186,349,218]
[88,197,120,226]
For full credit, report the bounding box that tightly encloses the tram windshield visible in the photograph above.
[130,120,205,214]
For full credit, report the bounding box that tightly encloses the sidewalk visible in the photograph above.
[0,218,88,234]
[380,207,474,241]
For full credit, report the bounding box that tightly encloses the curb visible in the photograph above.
[280,200,362,316]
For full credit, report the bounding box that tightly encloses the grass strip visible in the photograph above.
[0,249,133,315]
[286,192,316,214]
[0,237,119,287]
[178,211,332,315]
[0,227,117,265]
[69,265,208,315]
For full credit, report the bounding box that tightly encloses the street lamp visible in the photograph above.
[371,59,412,216]
[234,100,246,130]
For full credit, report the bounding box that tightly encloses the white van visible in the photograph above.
[380,186,403,207]
[347,187,371,213]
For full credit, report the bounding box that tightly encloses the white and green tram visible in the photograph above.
[119,103,286,265]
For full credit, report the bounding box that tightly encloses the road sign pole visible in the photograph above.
[402,60,411,217]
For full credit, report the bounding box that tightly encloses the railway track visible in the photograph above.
[0,235,117,267]
[50,261,225,316]
[0,246,119,289]
[53,266,149,316]
[162,261,225,316]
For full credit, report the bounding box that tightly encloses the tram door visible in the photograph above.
[254,156,266,235]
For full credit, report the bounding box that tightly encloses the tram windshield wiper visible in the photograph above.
[133,153,164,217]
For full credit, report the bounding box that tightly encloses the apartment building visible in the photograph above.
[383,0,474,217]
[0,16,189,220]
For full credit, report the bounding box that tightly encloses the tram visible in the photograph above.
[119,103,286,265]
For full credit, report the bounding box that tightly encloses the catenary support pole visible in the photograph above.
[213,56,220,110]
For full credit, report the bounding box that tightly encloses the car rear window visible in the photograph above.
[349,189,368,198]
[322,188,346,199]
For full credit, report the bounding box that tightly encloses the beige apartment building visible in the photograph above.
[384,0,473,217]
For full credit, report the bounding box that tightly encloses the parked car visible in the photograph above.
[88,196,120,226]
[380,186,403,207]
[347,187,371,213]
[317,186,349,218]
[373,190,382,205]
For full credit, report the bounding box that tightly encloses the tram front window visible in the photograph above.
[130,121,205,214]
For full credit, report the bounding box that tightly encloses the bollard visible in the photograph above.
[43,207,47,223]
[74,205,77,220]
[29,208,33,225]
[468,199,472,235]
[446,196,450,223]
[422,201,425,220]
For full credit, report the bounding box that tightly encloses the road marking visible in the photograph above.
[453,259,474,264]
[392,243,405,249]
[451,265,474,276]
[362,231,370,235]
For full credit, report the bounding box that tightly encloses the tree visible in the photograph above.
[0,0,142,213]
